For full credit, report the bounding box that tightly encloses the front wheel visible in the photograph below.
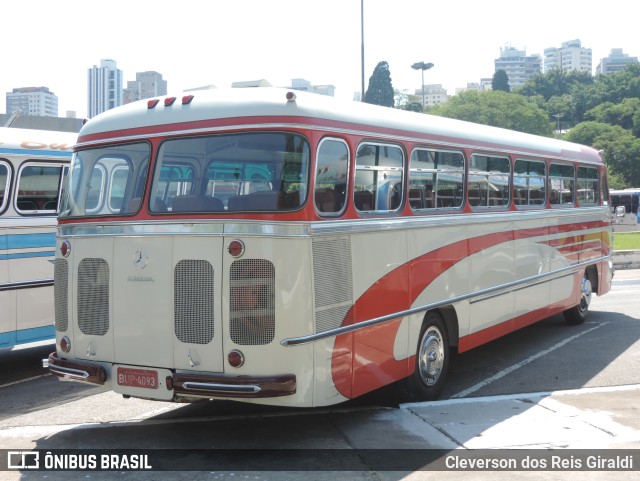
[399,311,450,402]
[563,272,592,325]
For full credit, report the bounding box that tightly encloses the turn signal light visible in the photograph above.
[228,350,245,368]
[60,336,71,353]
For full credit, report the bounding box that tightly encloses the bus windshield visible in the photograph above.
[59,142,151,218]
[150,132,309,213]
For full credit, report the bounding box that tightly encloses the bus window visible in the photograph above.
[354,143,403,213]
[85,164,106,213]
[60,143,150,217]
[409,148,464,210]
[514,159,546,207]
[550,163,575,206]
[149,132,309,213]
[577,166,599,206]
[314,138,349,215]
[0,162,9,213]
[16,163,65,213]
[469,154,510,208]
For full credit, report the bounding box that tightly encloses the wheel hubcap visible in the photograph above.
[418,326,444,386]
[579,276,592,313]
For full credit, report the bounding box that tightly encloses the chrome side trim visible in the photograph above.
[56,207,609,238]
[182,382,261,394]
[280,255,610,346]
[0,279,54,291]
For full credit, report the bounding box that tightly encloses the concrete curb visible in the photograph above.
[613,250,640,270]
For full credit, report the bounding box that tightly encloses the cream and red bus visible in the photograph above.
[0,127,74,349]
[46,88,613,406]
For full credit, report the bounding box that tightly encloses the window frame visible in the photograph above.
[468,153,511,210]
[408,147,465,211]
[353,141,404,214]
[314,137,350,217]
[513,158,547,209]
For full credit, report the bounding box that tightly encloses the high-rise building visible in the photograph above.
[123,71,167,104]
[87,59,123,118]
[494,46,541,89]
[6,86,58,117]
[544,39,592,73]
[596,48,639,75]
[414,84,448,107]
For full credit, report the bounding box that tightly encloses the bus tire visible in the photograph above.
[400,311,449,402]
[563,272,592,325]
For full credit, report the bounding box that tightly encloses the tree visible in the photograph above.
[429,90,552,136]
[567,121,640,187]
[492,70,510,93]
[364,61,395,107]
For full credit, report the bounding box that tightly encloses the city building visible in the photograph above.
[6,86,58,117]
[544,39,592,73]
[231,79,272,88]
[87,59,123,118]
[494,46,541,89]
[596,48,639,75]
[414,84,448,107]
[123,71,167,104]
[289,78,335,96]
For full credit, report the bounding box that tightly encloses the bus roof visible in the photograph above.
[78,88,603,165]
[0,126,76,156]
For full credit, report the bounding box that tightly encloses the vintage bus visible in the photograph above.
[45,88,613,406]
[0,127,75,349]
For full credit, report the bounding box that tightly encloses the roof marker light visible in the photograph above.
[182,95,194,105]
[164,97,177,106]
[286,91,296,102]
[147,99,160,109]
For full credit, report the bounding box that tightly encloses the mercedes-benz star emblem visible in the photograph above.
[134,250,149,269]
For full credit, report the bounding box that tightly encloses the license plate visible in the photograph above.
[116,367,158,389]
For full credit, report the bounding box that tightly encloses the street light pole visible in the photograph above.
[361,0,365,100]
[411,61,434,110]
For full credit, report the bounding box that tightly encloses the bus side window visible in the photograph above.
[16,163,64,213]
[549,163,575,207]
[409,148,464,211]
[354,143,403,214]
[0,162,9,213]
[314,138,349,216]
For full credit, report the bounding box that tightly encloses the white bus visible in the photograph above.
[0,127,75,349]
[46,89,613,406]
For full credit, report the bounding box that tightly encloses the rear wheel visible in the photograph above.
[563,272,592,325]
[400,311,449,402]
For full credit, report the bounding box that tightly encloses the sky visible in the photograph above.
[3,0,638,119]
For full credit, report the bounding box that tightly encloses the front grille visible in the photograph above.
[229,259,275,345]
[77,258,109,336]
[174,259,215,344]
[54,259,68,332]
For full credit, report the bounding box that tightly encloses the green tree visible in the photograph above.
[492,70,510,93]
[429,90,552,136]
[567,121,640,187]
[364,61,395,107]
[585,98,640,136]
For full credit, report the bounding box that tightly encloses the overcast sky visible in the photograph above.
[3,0,638,119]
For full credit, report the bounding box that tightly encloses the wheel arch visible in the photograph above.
[434,305,459,350]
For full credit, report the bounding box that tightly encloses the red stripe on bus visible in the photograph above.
[331,223,604,399]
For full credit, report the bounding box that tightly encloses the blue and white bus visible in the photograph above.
[0,127,75,349]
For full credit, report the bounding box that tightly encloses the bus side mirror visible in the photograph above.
[614,205,625,223]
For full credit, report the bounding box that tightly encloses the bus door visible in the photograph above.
[169,235,225,372]
[0,225,16,348]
